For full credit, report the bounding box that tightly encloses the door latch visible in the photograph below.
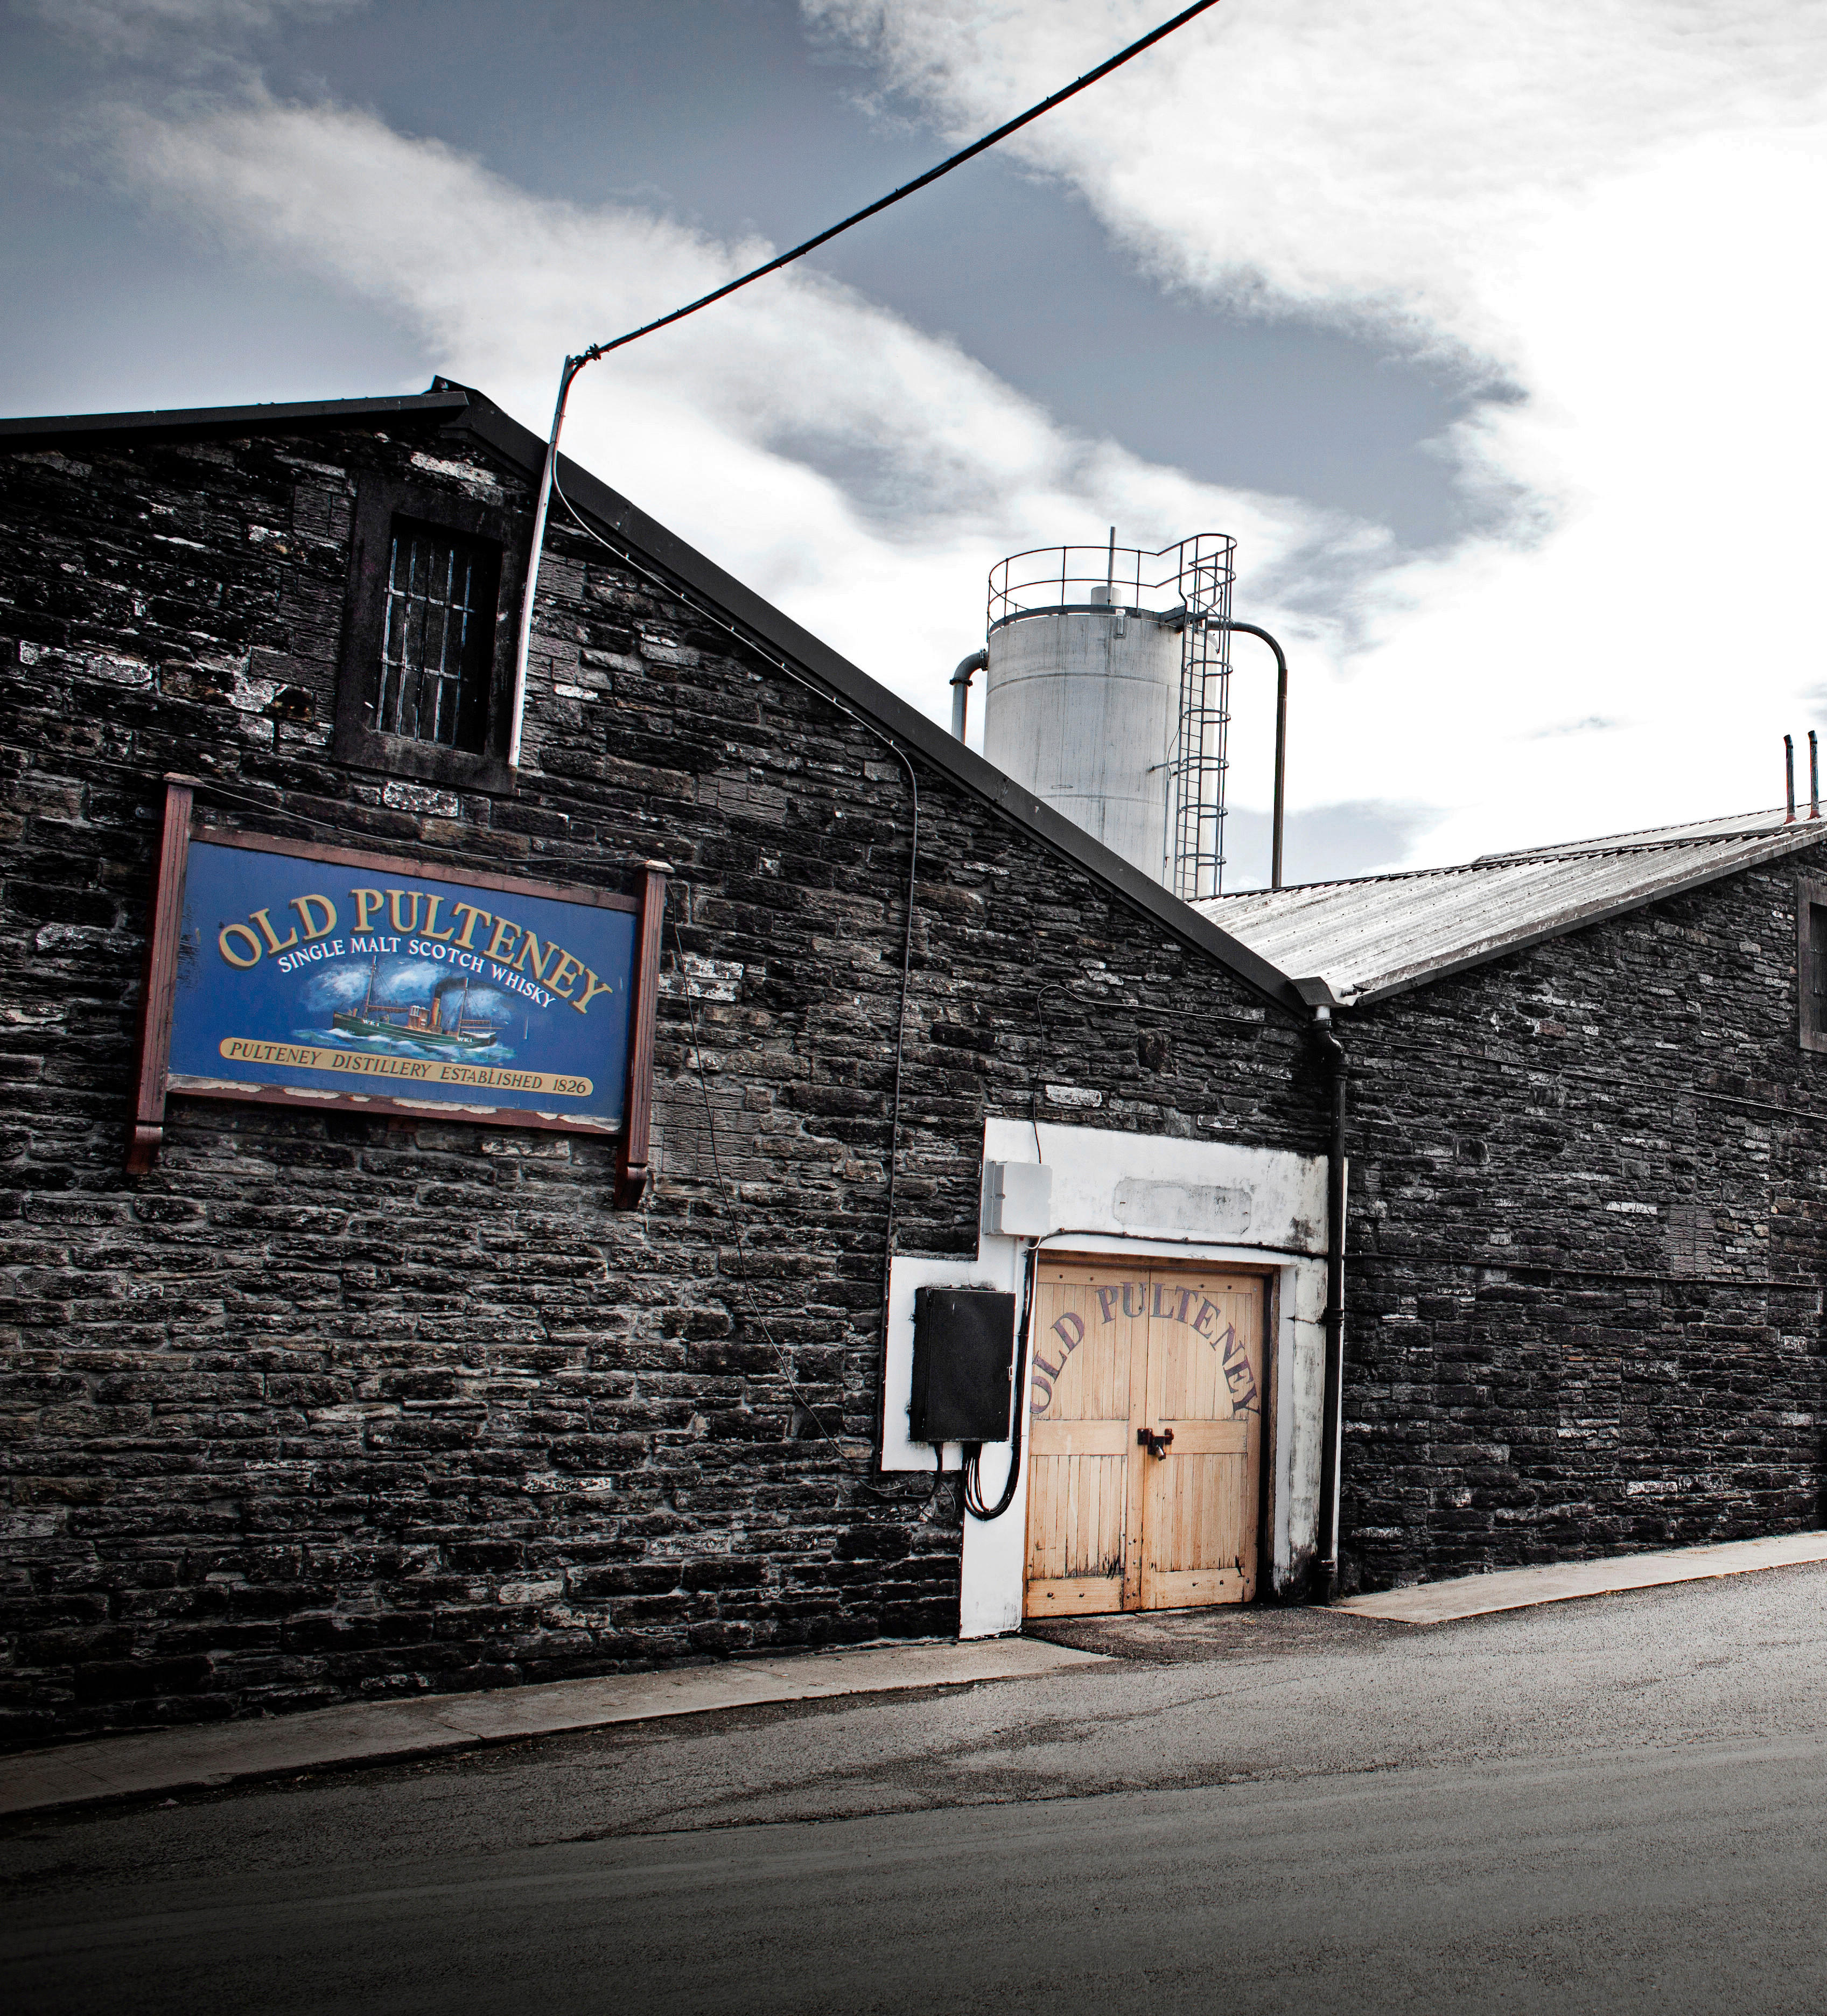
[1137,1426,1174,1459]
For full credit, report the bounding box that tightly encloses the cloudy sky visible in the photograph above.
[6,1,1827,884]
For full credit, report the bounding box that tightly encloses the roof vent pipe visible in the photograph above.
[1811,730,1821,820]
[1786,734,1797,823]
[950,649,987,742]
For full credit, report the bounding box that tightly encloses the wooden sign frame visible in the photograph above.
[127,779,668,1207]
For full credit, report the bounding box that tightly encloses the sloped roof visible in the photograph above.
[1198,807,1824,1005]
[0,382,1306,1019]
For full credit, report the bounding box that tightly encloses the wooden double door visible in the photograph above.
[1024,1261,1266,1618]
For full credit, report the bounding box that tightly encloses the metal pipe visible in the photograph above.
[950,648,987,742]
[1811,731,1820,820]
[1311,1004,1348,1601]
[508,354,584,772]
[1786,734,1797,823]
[1210,619,1290,891]
[1105,524,1116,604]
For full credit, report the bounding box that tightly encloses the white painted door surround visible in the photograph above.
[881,1119,1333,1638]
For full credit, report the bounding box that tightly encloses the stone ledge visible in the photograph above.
[0,1636,1107,1818]
[1333,1530,1827,1624]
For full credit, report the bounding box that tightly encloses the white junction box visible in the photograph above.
[981,1160,1054,1239]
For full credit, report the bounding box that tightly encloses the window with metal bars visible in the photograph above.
[372,519,494,752]
[334,473,516,791]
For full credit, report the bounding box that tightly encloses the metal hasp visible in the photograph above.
[981,537,1285,899]
[908,1286,1017,1444]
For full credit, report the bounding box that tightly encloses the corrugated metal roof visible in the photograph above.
[1197,806,1824,1005]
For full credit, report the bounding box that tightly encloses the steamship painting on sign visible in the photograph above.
[167,836,639,1130]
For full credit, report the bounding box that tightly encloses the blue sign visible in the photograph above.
[169,838,638,1130]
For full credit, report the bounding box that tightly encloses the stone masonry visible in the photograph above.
[1339,852,1827,1592]
[0,397,1326,1743]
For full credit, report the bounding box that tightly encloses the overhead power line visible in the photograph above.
[509,0,1229,765]
[575,0,1227,366]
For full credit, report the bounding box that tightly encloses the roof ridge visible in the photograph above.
[1476,828,1790,866]
[0,388,470,443]
[1203,810,1798,907]
[1203,858,1503,904]
[1473,804,1790,862]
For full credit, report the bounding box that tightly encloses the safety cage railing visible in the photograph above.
[986,534,1237,901]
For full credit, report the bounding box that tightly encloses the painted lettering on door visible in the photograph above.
[1024,1263,1265,1618]
[1031,1279,1257,1415]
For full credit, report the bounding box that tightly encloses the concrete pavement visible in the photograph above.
[11,1560,1827,2014]
[9,1528,1823,1821]
[1330,1526,1827,1622]
[0,1636,1104,1819]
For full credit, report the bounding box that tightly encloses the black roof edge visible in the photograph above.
[0,379,1307,1020]
[0,390,472,449]
[444,395,1308,1021]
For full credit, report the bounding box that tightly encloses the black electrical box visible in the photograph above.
[909,1287,1016,1443]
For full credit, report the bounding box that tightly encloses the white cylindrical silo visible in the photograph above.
[982,601,1182,886]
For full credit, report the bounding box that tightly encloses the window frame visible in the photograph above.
[334,471,524,794]
[1798,876,1827,1054]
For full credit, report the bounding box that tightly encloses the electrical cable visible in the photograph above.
[668,908,855,1468]
[36,466,937,1508]
[961,1216,1299,1521]
[565,0,1228,372]
[545,463,923,1359]
[507,0,1231,762]
[150,774,496,859]
[54,0,1235,1487]
[669,908,939,1514]
[542,471,935,1504]
[86,714,940,1511]
[960,977,1055,1521]
[961,1237,1037,1521]
[43,551,935,1509]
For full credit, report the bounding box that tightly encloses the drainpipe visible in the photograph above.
[1298,979,1348,1601]
[508,354,587,773]
[950,648,987,743]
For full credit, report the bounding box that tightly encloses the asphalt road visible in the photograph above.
[8,1566,1827,2014]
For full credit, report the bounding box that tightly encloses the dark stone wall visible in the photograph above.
[1339,854,1827,1591]
[0,414,1323,1743]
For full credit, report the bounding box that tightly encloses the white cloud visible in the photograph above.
[806,1,1827,362]
[101,2,1827,876]
[114,92,1364,752]
[23,0,358,59]
[806,1,1827,856]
